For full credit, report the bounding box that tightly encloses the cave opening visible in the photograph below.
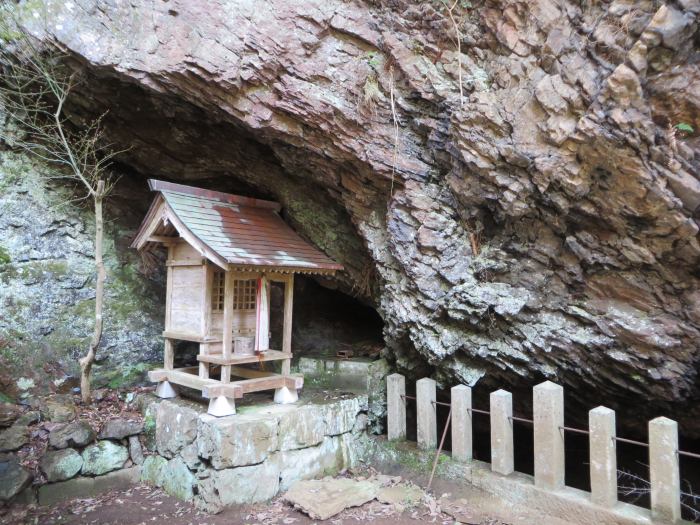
[272,275,384,358]
[70,69,388,370]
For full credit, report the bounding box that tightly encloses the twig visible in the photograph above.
[443,0,464,108]
[388,66,399,197]
[427,406,452,491]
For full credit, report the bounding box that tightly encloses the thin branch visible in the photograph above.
[0,8,122,405]
[443,0,464,108]
[388,66,399,197]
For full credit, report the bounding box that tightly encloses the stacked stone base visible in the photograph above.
[141,393,369,512]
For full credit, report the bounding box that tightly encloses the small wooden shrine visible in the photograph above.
[131,180,343,416]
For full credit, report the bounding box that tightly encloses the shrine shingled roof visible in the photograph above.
[131,179,344,274]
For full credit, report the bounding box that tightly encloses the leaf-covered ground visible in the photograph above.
[1,470,573,525]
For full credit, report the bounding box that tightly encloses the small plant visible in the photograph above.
[388,66,399,196]
[667,121,695,157]
[0,9,122,404]
[0,245,10,265]
[365,51,381,70]
[675,122,695,134]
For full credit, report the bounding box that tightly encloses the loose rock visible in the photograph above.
[40,396,77,423]
[377,484,423,508]
[284,478,378,520]
[16,411,40,426]
[0,403,22,428]
[128,435,144,465]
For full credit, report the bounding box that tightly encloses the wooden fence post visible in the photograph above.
[490,389,513,475]
[417,378,437,450]
[387,373,406,441]
[589,406,617,507]
[533,381,565,490]
[649,417,681,522]
[451,385,472,462]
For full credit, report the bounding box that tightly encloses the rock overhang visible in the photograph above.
[10,0,700,435]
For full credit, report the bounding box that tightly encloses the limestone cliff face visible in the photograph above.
[0,150,164,395]
[14,0,700,431]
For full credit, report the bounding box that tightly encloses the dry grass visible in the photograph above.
[358,74,382,116]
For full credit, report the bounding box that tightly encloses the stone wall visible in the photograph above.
[140,392,370,513]
[297,357,390,434]
[0,394,147,505]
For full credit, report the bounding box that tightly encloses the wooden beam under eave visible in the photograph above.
[282,273,294,375]
[148,235,179,244]
[222,270,234,361]
[164,245,174,331]
[201,262,213,340]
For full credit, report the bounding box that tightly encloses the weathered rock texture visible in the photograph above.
[13,0,700,431]
[0,150,164,393]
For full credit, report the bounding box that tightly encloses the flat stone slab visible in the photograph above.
[284,478,378,520]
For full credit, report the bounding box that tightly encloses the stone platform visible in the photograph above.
[296,357,389,433]
[140,390,370,512]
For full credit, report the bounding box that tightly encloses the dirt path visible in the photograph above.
[2,484,453,525]
[1,476,572,525]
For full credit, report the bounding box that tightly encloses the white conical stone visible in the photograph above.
[155,381,177,399]
[208,396,236,417]
[274,387,299,404]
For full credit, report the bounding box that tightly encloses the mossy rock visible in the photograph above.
[81,440,128,476]
[141,454,167,487]
[40,448,83,482]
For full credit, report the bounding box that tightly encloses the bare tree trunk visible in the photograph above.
[79,180,105,404]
